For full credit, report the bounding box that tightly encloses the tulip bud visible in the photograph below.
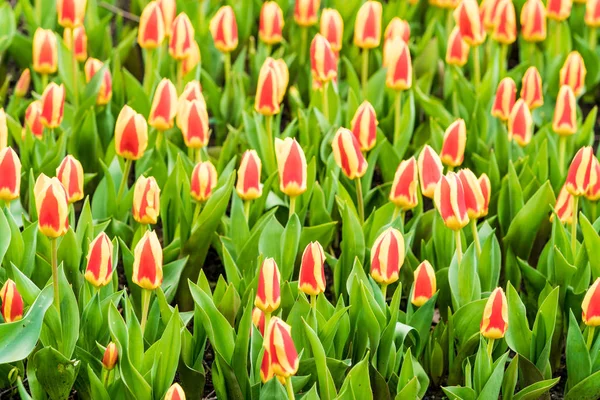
[102,342,118,370]
[15,69,30,98]
[84,232,114,287]
[191,161,217,202]
[491,77,517,121]
[132,230,163,290]
[446,27,470,67]
[179,100,210,148]
[586,0,600,26]
[259,2,284,45]
[115,105,149,160]
[411,261,436,307]
[507,99,533,147]
[566,147,598,196]
[133,176,161,225]
[181,40,201,76]
[179,81,203,104]
[164,383,186,400]
[454,0,486,46]
[252,307,266,336]
[370,227,405,285]
[255,258,281,313]
[261,349,274,382]
[332,128,368,180]
[275,138,307,197]
[552,85,577,136]
[560,51,587,97]
[520,0,547,41]
[521,66,544,110]
[33,28,58,75]
[0,279,24,323]
[582,278,600,326]
[298,242,326,296]
[169,13,195,60]
[480,287,508,339]
[385,17,411,43]
[270,59,289,103]
[25,101,44,139]
[457,169,485,219]
[320,9,344,52]
[418,145,443,198]
[351,101,378,151]
[385,37,412,91]
[149,78,178,131]
[237,150,263,201]
[56,155,84,204]
[0,148,20,201]
[210,6,238,53]
[40,82,65,129]
[492,0,517,44]
[553,184,573,223]
[64,26,88,62]
[440,119,467,168]
[138,2,166,49]
[157,0,176,37]
[354,1,383,49]
[390,158,418,210]
[57,0,86,28]
[255,64,281,116]
[294,0,320,27]
[310,34,338,84]
[481,0,500,31]
[434,173,470,230]
[479,173,491,217]
[34,175,69,238]
[84,58,113,105]
[547,0,572,20]
[265,317,299,377]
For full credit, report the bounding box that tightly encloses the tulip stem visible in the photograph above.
[300,27,308,65]
[193,202,202,225]
[243,200,251,223]
[558,136,567,177]
[587,326,595,350]
[392,206,400,223]
[355,178,365,224]
[487,338,495,358]
[289,196,296,217]
[177,61,184,93]
[591,28,598,49]
[51,238,61,320]
[473,46,481,90]
[265,115,276,174]
[572,196,579,256]
[117,158,133,202]
[144,49,154,94]
[322,82,329,122]
[445,9,453,36]
[393,91,402,146]
[454,229,463,265]
[471,220,481,256]
[499,44,507,78]
[140,289,151,336]
[224,52,231,87]
[263,312,271,342]
[361,49,369,99]
[310,294,317,309]
[71,29,79,107]
[381,284,388,301]
[41,74,48,90]
[103,369,112,387]
[285,376,295,400]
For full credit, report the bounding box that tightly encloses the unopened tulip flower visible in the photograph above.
[418,145,443,198]
[491,77,517,121]
[15,69,30,98]
[179,100,210,149]
[492,0,517,44]
[521,66,544,110]
[261,349,274,382]
[479,174,491,217]
[332,127,368,180]
[298,241,326,297]
[547,0,572,20]
[259,2,284,46]
[164,383,185,400]
[181,41,201,76]
[385,17,410,43]
[56,155,84,203]
[149,78,178,131]
[57,0,86,28]
[521,0,547,41]
[255,64,281,116]
[275,138,307,204]
[454,0,486,46]
[440,119,467,168]
[40,82,65,129]
[133,176,161,225]
[354,1,382,49]
[255,258,281,314]
[169,13,195,60]
[25,101,44,139]
[370,227,405,290]
[310,34,338,84]
[84,232,114,288]
[434,172,469,231]
[586,0,600,27]
[458,169,485,219]
[115,105,148,160]
[390,158,418,211]
[191,161,217,202]
[553,184,573,224]
[560,52,587,97]
[64,26,88,62]
[566,147,597,197]
[0,148,21,201]
[508,99,533,147]
[351,101,378,152]
[553,85,577,136]
[252,307,266,336]
[210,6,238,53]
[270,59,289,103]
[411,261,436,307]
[480,287,508,339]
[102,342,118,370]
[582,278,600,326]
[237,150,262,201]
[385,37,412,91]
[84,58,113,105]
[320,9,344,52]
[265,317,299,378]
[0,110,6,149]
[133,230,163,291]
[294,0,320,27]
[32,28,58,75]
[157,0,176,37]
[481,0,501,31]
[446,27,470,67]
[179,81,203,104]
[0,280,24,323]
[138,2,166,49]
[34,175,69,238]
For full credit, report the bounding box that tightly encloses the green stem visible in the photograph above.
[144,49,154,94]
[300,27,308,65]
[51,238,60,320]
[140,289,151,336]
[193,202,202,225]
[41,74,48,90]
[487,338,495,358]
[558,136,567,177]
[224,52,231,87]
[588,326,596,350]
[529,42,536,67]
[455,229,463,265]
[322,81,329,122]
[155,129,164,152]
[266,43,272,56]
[71,29,79,107]
[36,0,42,24]
[445,9,453,35]
[285,376,295,400]
[264,312,271,341]
[116,159,133,201]
[381,284,388,300]
[473,45,481,90]
[471,220,481,256]
[393,91,401,146]
[391,206,400,223]
[355,177,364,224]
[103,369,111,387]
[499,44,507,78]
[572,196,579,255]
[310,294,317,309]
[198,0,206,32]
[264,114,277,174]
[289,196,296,217]
[590,28,598,50]
[243,200,251,223]
[177,60,184,93]
[196,148,203,163]
[361,49,369,99]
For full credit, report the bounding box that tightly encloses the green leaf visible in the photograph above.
[335,201,365,297]
[580,214,600,278]
[565,368,600,400]
[152,308,182,398]
[514,378,560,400]
[449,244,481,309]
[530,287,559,374]
[303,318,337,400]
[259,377,288,399]
[505,282,532,358]
[566,310,591,390]
[33,346,80,400]
[337,353,372,400]
[280,213,301,281]
[86,365,110,400]
[477,352,509,400]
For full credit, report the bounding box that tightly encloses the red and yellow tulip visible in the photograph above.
[210,6,238,53]
[275,138,307,198]
[418,145,443,199]
[40,83,65,129]
[553,85,577,136]
[491,77,517,121]
[84,232,114,288]
[132,230,163,290]
[255,258,281,313]
[390,157,419,210]
[56,155,84,204]
[132,176,161,225]
[236,150,263,201]
[332,128,368,180]
[299,241,327,296]
[0,279,24,323]
[411,261,437,307]
[508,99,533,147]
[0,147,21,201]
[259,2,284,45]
[34,175,69,238]
[191,161,217,202]
[434,173,470,230]
[440,119,467,168]
[480,287,508,339]
[370,227,405,285]
[115,105,148,160]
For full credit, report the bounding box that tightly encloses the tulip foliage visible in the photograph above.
[0,0,600,398]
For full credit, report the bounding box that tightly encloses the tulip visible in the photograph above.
[191,161,217,202]
[521,66,544,110]
[354,1,382,49]
[133,230,163,334]
[492,0,517,45]
[411,261,437,307]
[560,51,587,97]
[210,6,238,53]
[434,172,469,240]
[115,105,149,161]
[458,169,485,254]
[270,59,289,103]
[164,383,185,400]
[481,0,501,31]
[586,159,600,201]
[149,78,178,132]
[521,0,547,41]
[179,81,203,104]
[582,278,600,327]
[310,34,338,84]
[298,241,326,298]
[275,138,307,213]
[454,0,486,46]
[390,158,418,212]
[294,0,320,27]
[320,9,344,52]
[547,0,572,20]
[181,40,201,76]
[15,69,30,98]
[84,58,113,105]
[255,258,281,314]
[586,0,600,31]
[265,317,299,379]
[84,232,114,288]
[480,287,508,340]
[32,28,58,75]
[553,85,577,136]
[440,119,467,168]
[57,0,86,28]
[64,26,88,62]
[40,83,65,130]
[259,2,284,46]
[385,17,411,43]
[255,63,281,116]
[507,99,533,147]
[35,175,69,238]
[56,155,84,203]
[333,127,368,221]
[133,176,161,225]
[25,101,44,139]
[237,150,263,205]
[179,100,210,149]
[552,184,573,224]
[252,307,266,336]
[351,101,378,152]
[102,342,118,370]
[446,27,470,67]
[385,37,412,91]
[418,145,443,198]
[0,148,20,202]
[260,349,274,382]
[479,174,491,217]
[491,77,517,121]
[0,279,24,323]
[138,2,166,49]
[169,13,196,60]
[370,227,405,293]
[157,0,176,37]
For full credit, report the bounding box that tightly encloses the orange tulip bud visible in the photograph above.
[181,40,201,76]
[255,63,281,116]
[298,241,326,296]
[275,138,307,197]
[0,148,20,201]
[385,37,412,91]
[320,9,344,52]
[149,78,178,131]
[560,51,587,97]
[491,77,517,121]
[521,66,544,110]
[411,261,436,307]
[25,101,44,139]
[191,161,217,202]
[434,173,470,230]
[157,0,176,37]
[133,176,161,225]
[115,105,148,160]
[454,0,486,46]
[418,145,443,198]
[210,6,238,53]
[0,279,24,323]
[520,0,547,41]
[164,383,185,400]
[34,175,69,238]
[332,127,368,180]
[84,232,114,288]
[446,27,470,67]
[547,0,572,20]
[138,2,166,50]
[481,0,501,31]
[294,0,320,27]
[566,146,598,196]
[385,17,411,43]
[390,157,418,210]
[64,26,88,62]
[255,258,281,313]
[102,342,118,370]
[552,184,573,224]
[354,1,383,49]
[15,69,30,98]
[57,0,86,28]
[507,99,533,147]
[553,85,577,136]
[56,155,84,203]
[237,150,262,201]
[84,58,113,105]
[179,100,210,148]
[586,0,600,26]
[370,227,405,285]
[440,119,467,168]
[310,34,338,83]
[169,13,195,60]
[260,2,284,45]
[265,317,299,377]
[132,230,163,290]
[40,83,65,129]
[457,169,485,219]
[480,287,508,339]
[252,307,266,336]
[492,0,517,44]
[479,173,491,217]
[351,101,378,151]
[582,278,600,326]
[32,28,58,75]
